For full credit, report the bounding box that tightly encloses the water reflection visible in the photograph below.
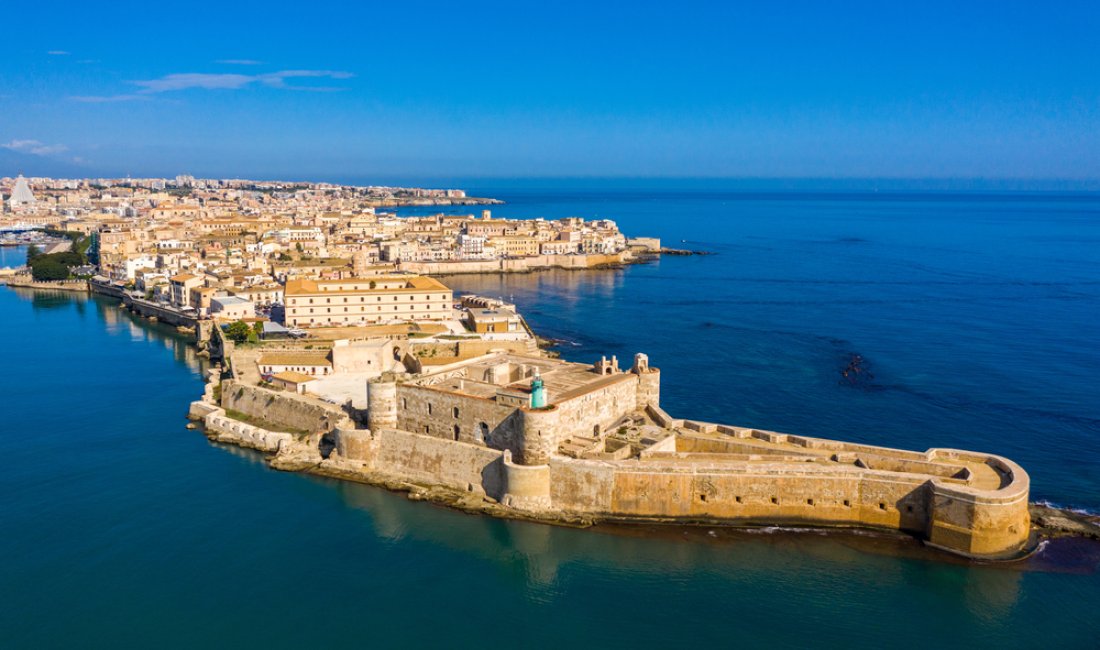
[305,467,1058,622]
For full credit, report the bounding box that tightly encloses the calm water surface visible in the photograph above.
[2,191,1099,648]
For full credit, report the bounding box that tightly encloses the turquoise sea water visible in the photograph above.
[2,190,1100,648]
[0,244,29,268]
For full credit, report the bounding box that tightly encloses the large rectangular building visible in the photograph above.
[284,275,453,328]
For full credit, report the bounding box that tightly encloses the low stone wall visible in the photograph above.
[88,277,126,299]
[203,407,295,453]
[124,296,200,329]
[3,277,89,292]
[220,380,352,434]
[408,339,537,371]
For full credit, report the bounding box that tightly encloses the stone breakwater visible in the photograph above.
[179,348,1091,561]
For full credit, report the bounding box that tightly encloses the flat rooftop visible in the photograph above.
[410,352,630,405]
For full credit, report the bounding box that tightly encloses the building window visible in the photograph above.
[452,406,459,418]
[453,425,460,441]
[427,403,433,415]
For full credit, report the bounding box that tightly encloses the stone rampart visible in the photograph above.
[333,426,505,497]
[221,380,352,433]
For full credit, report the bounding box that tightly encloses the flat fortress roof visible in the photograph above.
[285,275,451,296]
[409,352,632,406]
[258,351,331,366]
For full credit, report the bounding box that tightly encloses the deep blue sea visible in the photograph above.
[3,189,1100,648]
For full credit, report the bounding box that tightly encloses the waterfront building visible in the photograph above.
[168,273,203,308]
[283,275,453,328]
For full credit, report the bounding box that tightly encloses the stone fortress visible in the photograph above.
[197,343,1032,560]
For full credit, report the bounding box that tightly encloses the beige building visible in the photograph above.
[169,273,203,307]
[284,275,453,328]
[258,350,333,377]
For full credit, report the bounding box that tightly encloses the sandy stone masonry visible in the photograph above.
[196,346,1031,559]
[332,351,1031,559]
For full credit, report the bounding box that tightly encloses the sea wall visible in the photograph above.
[399,252,630,276]
[124,296,199,329]
[204,407,295,453]
[3,277,89,292]
[540,453,1029,558]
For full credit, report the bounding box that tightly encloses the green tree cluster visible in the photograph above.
[225,320,252,343]
[28,251,85,281]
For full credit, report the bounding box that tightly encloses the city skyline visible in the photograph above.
[2,1,1099,186]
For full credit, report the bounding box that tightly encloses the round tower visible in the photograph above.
[500,449,551,511]
[367,377,398,432]
[518,406,558,466]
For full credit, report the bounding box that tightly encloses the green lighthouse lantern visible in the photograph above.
[530,372,547,408]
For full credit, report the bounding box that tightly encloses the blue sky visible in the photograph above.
[1,1,1098,185]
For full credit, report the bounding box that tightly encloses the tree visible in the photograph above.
[30,258,69,281]
[25,245,42,264]
[225,320,252,343]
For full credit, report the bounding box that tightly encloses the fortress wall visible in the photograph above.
[543,463,937,536]
[396,384,522,450]
[927,454,1030,556]
[548,459,616,512]
[221,380,350,433]
[373,428,504,497]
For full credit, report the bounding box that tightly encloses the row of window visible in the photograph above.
[421,422,491,443]
[295,294,449,305]
[290,305,447,314]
